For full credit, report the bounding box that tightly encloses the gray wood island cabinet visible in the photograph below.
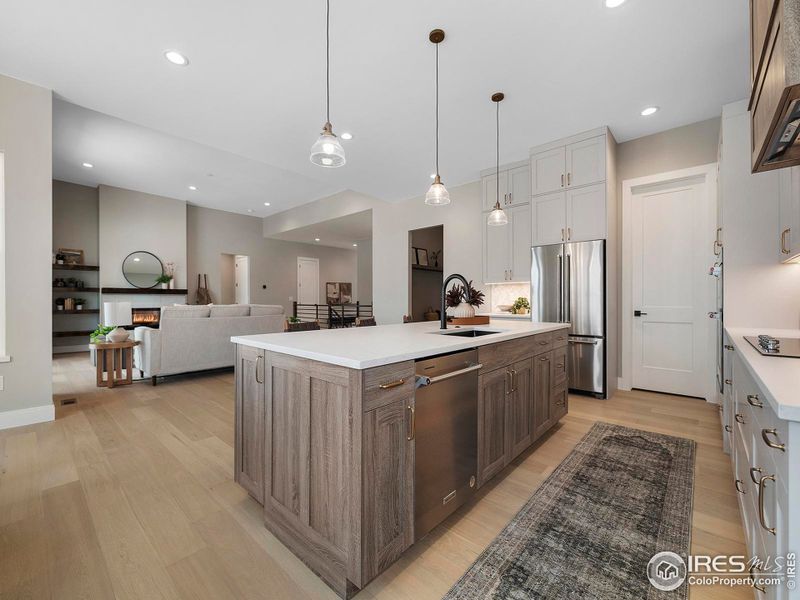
[232,321,569,597]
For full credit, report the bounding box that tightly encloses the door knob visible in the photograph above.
[633,310,647,317]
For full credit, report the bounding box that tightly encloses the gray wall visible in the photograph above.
[53,181,100,350]
[0,74,53,416]
[356,239,373,304]
[187,205,357,314]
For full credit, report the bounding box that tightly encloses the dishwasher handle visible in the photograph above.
[415,363,483,387]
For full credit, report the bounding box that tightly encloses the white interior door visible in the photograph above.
[630,174,713,397]
[234,255,250,304]
[297,257,319,305]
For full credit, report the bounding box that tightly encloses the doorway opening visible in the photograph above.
[408,225,443,322]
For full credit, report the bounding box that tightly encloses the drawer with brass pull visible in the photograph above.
[552,346,567,387]
[363,360,414,412]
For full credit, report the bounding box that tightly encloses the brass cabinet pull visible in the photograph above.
[508,192,512,203]
[750,466,763,484]
[538,340,548,346]
[567,172,571,186]
[750,565,766,593]
[724,379,732,385]
[407,405,415,441]
[757,473,776,535]
[747,395,764,408]
[735,413,745,424]
[781,228,790,254]
[724,425,732,432]
[539,356,548,362]
[561,228,565,241]
[561,174,565,187]
[734,479,746,494]
[762,428,786,452]
[724,344,734,351]
[255,355,264,384]
[379,378,405,390]
[567,227,571,240]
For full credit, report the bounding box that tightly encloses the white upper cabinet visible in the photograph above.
[566,183,606,242]
[510,203,532,281]
[508,165,531,208]
[532,192,567,246]
[482,171,508,212]
[531,147,566,196]
[482,164,530,211]
[484,218,510,283]
[778,166,800,262]
[565,137,606,189]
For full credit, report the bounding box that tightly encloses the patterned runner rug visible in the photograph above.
[444,422,695,599]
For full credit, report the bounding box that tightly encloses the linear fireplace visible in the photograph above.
[130,307,161,328]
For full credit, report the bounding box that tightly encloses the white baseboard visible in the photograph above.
[0,404,55,431]
[617,377,632,391]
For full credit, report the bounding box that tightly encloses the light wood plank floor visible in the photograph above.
[1,353,749,599]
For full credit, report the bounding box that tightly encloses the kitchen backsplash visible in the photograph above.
[487,283,530,312]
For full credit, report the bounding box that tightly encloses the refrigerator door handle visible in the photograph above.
[565,253,571,323]
[557,254,564,322]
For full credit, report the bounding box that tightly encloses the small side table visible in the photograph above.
[90,340,140,388]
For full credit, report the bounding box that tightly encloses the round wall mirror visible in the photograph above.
[122,251,164,289]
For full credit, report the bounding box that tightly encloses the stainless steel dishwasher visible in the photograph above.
[414,349,480,540]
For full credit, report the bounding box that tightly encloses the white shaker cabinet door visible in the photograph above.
[508,165,531,208]
[482,171,509,212]
[565,136,606,189]
[778,166,800,262]
[566,183,606,242]
[510,203,532,282]
[484,218,511,283]
[532,192,567,246]
[531,147,566,196]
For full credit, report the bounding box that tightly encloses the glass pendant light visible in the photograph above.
[310,0,345,168]
[487,92,508,226]
[425,29,450,206]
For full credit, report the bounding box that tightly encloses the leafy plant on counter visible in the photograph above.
[512,297,530,313]
[155,274,173,284]
[288,316,301,324]
[445,285,463,308]
[463,280,485,307]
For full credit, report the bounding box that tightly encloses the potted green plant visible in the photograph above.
[155,273,173,290]
[74,298,86,311]
[512,297,531,315]
[445,280,485,319]
[55,297,65,311]
[90,324,115,343]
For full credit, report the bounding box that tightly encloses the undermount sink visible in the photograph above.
[435,329,502,338]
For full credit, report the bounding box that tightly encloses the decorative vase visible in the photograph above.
[450,303,476,319]
[169,279,175,289]
[161,283,169,290]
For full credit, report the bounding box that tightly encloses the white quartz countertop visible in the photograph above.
[726,327,800,422]
[476,312,532,320]
[232,320,569,370]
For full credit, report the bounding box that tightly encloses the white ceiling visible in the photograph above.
[268,210,371,249]
[1,0,748,211]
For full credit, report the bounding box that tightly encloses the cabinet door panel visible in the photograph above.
[510,204,532,282]
[778,166,800,261]
[483,171,509,212]
[551,383,568,423]
[508,165,531,207]
[532,192,567,246]
[566,136,605,189]
[533,352,553,440]
[552,345,567,388]
[484,217,511,283]
[531,147,566,196]
[566,183,606,242]
[363,398,414,581]
[235,345,265,504]
[509,358,534,460]
[478,368,509,486]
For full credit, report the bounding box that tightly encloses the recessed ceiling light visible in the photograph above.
[188,185,197,191]
[352,243,358,247]
[264,202,271,206]
[341,132,353,140]
[640,106,659,116]
[315,238,321,242]
[605,0,626,7]
[164,50,189,66]
[82,162,93,168]
[247,209,254,213]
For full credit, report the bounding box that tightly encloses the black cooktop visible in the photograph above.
[744,335,800,358]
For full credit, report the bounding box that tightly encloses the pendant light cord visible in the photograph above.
[496,100,500,206]
[435,42,439,176]
[326,0,330,124]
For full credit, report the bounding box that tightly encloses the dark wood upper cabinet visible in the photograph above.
[750,0,800,172]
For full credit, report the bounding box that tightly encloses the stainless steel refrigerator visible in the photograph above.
[531,240,606,397]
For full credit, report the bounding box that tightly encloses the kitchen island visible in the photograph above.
[231,320,570,597]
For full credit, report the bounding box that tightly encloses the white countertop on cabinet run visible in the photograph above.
[476,312,532,320]
[232,320,569,370]
[726,327,800,422]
